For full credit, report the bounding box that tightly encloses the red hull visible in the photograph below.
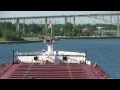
[0,62,110,79]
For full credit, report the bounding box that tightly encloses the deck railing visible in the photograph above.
[15,52,42,56]
[0,63,13,77]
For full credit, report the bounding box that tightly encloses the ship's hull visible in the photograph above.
[0,50,111,79]
[0,61,110,79]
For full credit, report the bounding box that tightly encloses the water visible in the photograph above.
[0,39,120,79]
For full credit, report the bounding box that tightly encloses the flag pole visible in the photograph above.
[51,25,52,38]
[51,24,53,44]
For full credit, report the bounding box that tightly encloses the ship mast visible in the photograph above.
[46,22,54,55]
[51,23,53,38]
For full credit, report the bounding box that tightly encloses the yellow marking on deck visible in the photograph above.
[23,63,33,79]
[67,63,73,79]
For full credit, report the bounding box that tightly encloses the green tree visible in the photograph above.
[0,30,2,37]
[42,25,49,36]
[63,23,73,36]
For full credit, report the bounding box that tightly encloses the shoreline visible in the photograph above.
[57,36,120,39]
[0,40,42,44]
[0,37,120,44]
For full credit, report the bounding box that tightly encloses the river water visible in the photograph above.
[0,39,120,79]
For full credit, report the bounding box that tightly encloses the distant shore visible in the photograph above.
[57,36,120,39]
[0,36,120,44]
[0,40,42,44]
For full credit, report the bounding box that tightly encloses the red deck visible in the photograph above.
[0,62,109,79]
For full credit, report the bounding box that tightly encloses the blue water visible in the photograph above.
[0,39,120,79]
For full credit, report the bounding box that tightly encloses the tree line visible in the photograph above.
[0,22,117,41]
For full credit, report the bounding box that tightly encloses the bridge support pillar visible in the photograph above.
[45,18,47,26]
[23,18,25,34]
[117,15,120,37]
[16,18,19,32]
[65,17,67,24]
[73,17,76,29]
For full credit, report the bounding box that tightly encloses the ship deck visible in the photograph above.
[0,62,109,79]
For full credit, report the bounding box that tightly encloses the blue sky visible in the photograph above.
[0,11,107,18]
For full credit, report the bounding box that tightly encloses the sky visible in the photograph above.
[0,11,108,18]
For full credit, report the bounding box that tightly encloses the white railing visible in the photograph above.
[15,51,42,56]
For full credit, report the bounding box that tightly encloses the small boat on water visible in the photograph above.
[0,23,110,79]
